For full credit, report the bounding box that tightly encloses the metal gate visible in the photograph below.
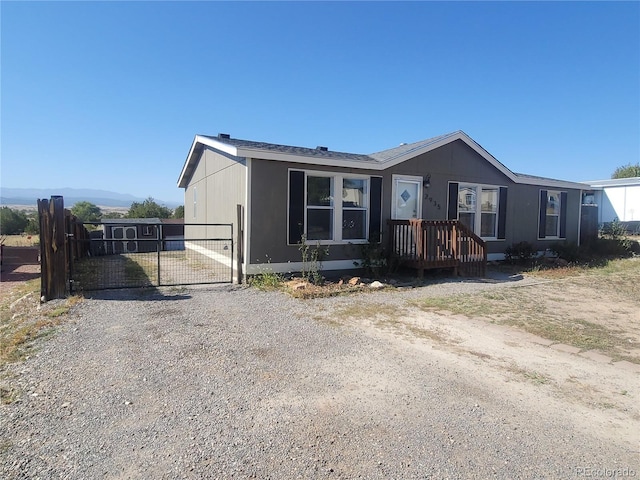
[69,222,233,292]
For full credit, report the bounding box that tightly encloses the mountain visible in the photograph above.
[0,187,181,209]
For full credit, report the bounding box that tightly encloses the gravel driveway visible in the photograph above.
[1,280,638,479]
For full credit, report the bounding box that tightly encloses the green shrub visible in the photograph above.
[598,219,634,255]
[248,256,285,289]
[549,242,582,263]
[248,271,284,290]
[355,241,389,278]
[589,238,633,258]
[599,219,628,239]
[298,235,329,285]
[504,241,536,264]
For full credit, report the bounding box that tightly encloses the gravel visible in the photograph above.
[1,277,638,479]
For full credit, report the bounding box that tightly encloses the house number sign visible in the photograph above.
[424,193,442,210]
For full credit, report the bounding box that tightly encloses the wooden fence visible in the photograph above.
[38,196,89,301]
[388,219,487,277]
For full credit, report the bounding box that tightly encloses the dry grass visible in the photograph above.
[415,258,640,363]
[1,278,82,405]
[505,364,551,385]
[284,280,372,299]
[335,302,404,320]
[0,234,39,247]
[0,279,82,369]
[73,254,156,290]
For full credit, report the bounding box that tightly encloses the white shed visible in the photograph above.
[585,177,640,224]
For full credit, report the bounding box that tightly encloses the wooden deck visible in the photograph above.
[388,219,487,277]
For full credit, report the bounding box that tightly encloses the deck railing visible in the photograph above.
[387,219,487,277]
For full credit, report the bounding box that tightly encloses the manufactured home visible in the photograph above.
[178,131,590,281]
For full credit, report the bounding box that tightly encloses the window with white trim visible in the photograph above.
[458,186,477,232]
[342,178,367,240]
[480,187,499,237]
[306,175,334,240]
[302,173,370,242]
[456,183,502,239]
[544,190,561,237]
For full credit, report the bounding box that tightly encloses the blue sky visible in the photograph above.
[2,1,639,205]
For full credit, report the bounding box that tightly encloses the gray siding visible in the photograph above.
[248,140,583,265]
[249,159,377,265]
[184,146,246,241]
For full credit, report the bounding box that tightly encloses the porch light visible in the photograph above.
[423,174,431,188]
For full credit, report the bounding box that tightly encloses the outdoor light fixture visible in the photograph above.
[423,174,431,188]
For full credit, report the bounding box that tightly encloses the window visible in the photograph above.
[545,191,560,237]
[306,176,334,240]
[480,188,498,237]
[342,178,367,240]
[142,225,156,237]
[458,186,476,232]
[289,171,378,244]
[453,183,503,239]
[539,190,567,239]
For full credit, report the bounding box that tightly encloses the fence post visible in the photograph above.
[236,204,243,284]
[38,195,68,301]
[157,225,162,287]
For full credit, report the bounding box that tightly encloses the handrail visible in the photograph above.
[387,219,487,276]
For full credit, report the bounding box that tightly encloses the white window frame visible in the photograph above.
[544,190,562,238]
[302,171,371,245]
[305,173,335,241]
[457,182,501,240]
[341,177,369,241]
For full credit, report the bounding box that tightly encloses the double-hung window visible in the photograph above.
[545,191,561,237]
[306,175,334,240]
[449,182,507,240]
[480,188,499,237]
[289,171,381,244]
[539,189,567,239]
[458,186,477,232]
[341,178,367,240]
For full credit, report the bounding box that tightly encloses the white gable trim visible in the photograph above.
[177,135,241,187]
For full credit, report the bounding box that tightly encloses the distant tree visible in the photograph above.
[0,207,29,235]
[127,197,172,219]
[612,163,640,179]
[71,201,102,223]
[25,212,39,235]
[173,205,184,219]
[102,211,124,219]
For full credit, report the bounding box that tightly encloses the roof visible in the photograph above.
[584,177,640,188]
[177,131,590,190]
[100,218,162,225]
[199,135,373,163]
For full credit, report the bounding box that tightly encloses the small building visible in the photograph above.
[178,131,591,281]
[583,177,640,232]
[99,218,184,254]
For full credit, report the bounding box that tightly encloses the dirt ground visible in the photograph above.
[306,264,640,452]
[2,262,639,458]
[0,264,40,295]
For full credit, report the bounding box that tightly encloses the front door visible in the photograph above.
[393,178,422,220]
